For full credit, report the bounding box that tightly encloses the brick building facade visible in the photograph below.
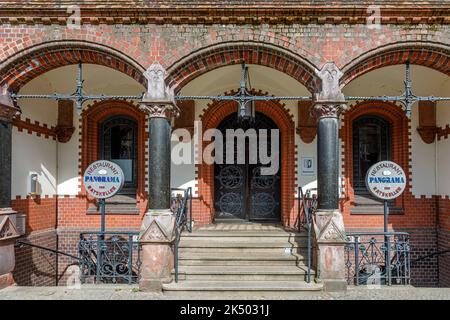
[0,1,449,290]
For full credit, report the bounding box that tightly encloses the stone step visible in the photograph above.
[162,280,322,293]
[182,228,307,238]
[179,247,306,255]
[175,265,313,281]
[178,252,305,266]
[179,239,308,248]
[182,232,306,241]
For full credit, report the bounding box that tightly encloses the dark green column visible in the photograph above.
[317,116,339,210]
[0,96,19,211]
[0,120,12,209]
[148,116,172,209]
[312,103,347,211]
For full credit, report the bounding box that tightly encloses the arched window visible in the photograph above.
[352,115,391,194]
[100,116,138,194]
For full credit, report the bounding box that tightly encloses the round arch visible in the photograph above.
[0,40,146,91]
[340,42,450,87]
[196,97,296,227]
[166,41,320,93]
[340,101,409,209]
[80,100,147,200]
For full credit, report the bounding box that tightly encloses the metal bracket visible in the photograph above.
[8,60,450,118]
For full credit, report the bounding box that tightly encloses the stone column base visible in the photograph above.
[0,272,15,289]
[314,209,347,292]
[138,209,176,292]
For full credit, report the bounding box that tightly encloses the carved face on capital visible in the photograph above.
[316,62,344,99]
[144,62,167,99]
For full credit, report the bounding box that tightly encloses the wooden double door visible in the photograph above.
[214,113,281,222]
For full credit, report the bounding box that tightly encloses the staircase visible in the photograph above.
[162,223,322,294]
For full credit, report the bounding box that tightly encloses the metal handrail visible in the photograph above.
[298,187,317,283]
[173,187,193,283]
[16,240,81,261]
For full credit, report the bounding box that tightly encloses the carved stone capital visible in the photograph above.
[55,125,75,143]
[315,62,345,102]
[311,103,348,119]
[140,103,180,119]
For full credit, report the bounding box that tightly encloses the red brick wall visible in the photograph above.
[438,228,450,287]
[12,229,57,286]
[11,196,57,233]
[0,24,448,92]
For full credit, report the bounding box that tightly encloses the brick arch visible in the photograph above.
[340,101,409,218]
[167,42,319,93]
[0,40,146,91]
[341,42,450,87]
[80,100,148,204]
[196,97,296,227]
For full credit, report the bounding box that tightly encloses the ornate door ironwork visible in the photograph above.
[214,112,281,221]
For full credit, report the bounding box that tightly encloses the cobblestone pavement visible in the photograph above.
[0,285,449,300]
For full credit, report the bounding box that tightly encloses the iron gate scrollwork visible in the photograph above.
[79,232,141,284]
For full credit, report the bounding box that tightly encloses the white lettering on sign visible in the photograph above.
[365,161,406,200]
[83,160,124,199]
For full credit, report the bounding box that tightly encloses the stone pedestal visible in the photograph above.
[138,209,176,291]
[311,63,348,291]
[138,62,180,291]
[313,210,347,292]
[0,87,21,287]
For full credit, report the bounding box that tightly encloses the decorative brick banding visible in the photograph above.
[167,42,318,92]
[341,44,450,87]
[80,100,148,211]
[0,42,145,91]
[13,116,56,140]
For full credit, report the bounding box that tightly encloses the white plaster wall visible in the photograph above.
[57,113,81,196]
[11,128,57,197]
[14,64,145,198]
[171,130,197,195]
[437,99,450,197]
[343,65,449,198]
[410,103,436,198]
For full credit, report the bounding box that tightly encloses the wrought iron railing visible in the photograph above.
[172,187,193,283]
[297,187,318,283]
[79,231,141,284]
[345,232,410,286]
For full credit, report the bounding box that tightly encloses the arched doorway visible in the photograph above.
[100,115,138,195]
[352,115,391,194]
[214,112,281,222]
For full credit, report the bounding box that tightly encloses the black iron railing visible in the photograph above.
[345,232,410,286]
[297,187,318,283]
[172,187,193,283]
[79,231,141,284]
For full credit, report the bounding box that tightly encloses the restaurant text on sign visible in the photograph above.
[365,161,406,200]
[83,160,124,199]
